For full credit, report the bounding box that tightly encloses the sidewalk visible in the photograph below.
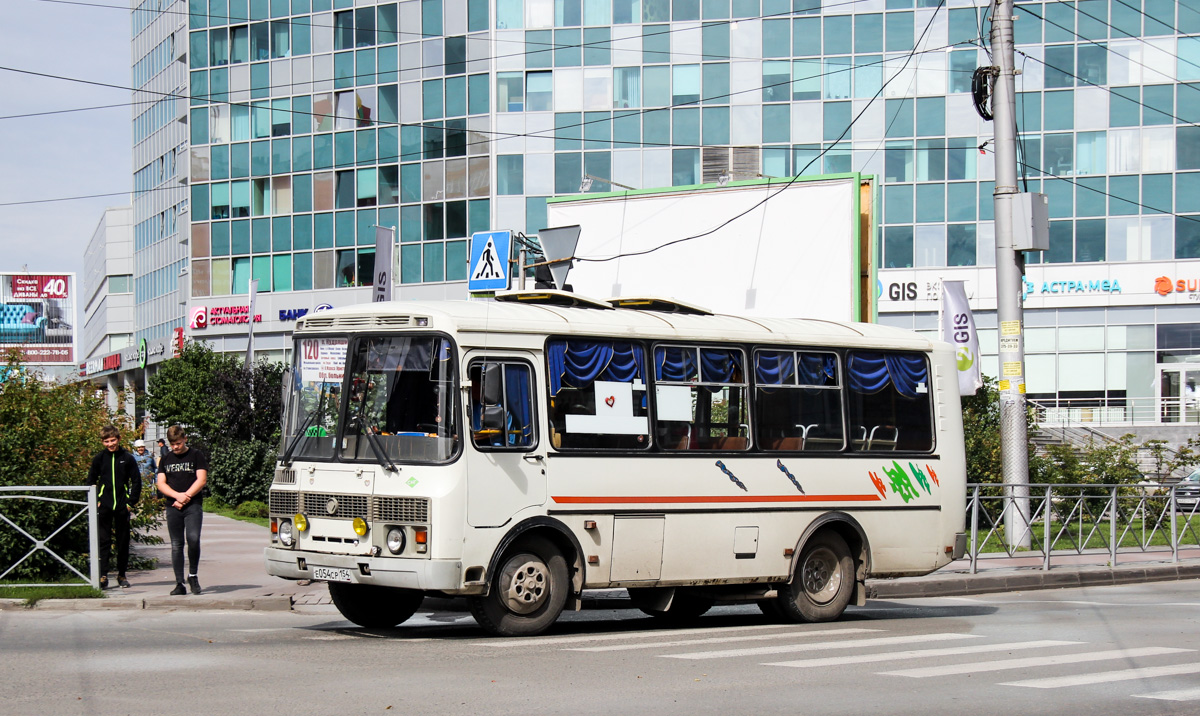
[7,513,1200,612]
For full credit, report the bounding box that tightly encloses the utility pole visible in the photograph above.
[989,0,1032,549]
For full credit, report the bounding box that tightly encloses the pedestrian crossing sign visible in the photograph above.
[468,230,512,291]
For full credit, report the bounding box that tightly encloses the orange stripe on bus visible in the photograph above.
[551,494,882,504]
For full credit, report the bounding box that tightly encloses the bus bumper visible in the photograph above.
[264,547,463,592]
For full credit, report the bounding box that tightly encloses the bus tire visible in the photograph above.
[775,530,854,623]
[328,582,425,629]
[469,536,568,637]
[757,598,786,621]
[632,589,714,624]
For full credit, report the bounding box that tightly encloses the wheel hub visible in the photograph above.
[499,556,549,614]
[801,547,842,605]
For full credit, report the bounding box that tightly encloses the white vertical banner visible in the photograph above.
[373,225,395,303]
[246,278,258,369]
[941,280,983,396]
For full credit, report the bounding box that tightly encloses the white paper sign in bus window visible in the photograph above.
[299,338,348,383]
[565,380,649,435]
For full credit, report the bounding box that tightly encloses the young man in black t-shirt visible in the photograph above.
[156,425,209,595]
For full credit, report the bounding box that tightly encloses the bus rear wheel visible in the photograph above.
[469,536,568,637]
[774,531,854,623]
[328,582,425,629]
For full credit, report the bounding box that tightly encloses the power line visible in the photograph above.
[48,0,883,67]
[1016,3,1200,93]
[1016,50,1199,128]
[0,38,973,202]
[574,0,947,264]
[977,144,1200,224]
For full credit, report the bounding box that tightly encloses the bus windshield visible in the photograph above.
[343,335,459,463]
[282,336,349,462]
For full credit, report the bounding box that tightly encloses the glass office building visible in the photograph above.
[132,0,1200,422]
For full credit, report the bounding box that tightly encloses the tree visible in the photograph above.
[0,351,160,581]
[144,341,285,506]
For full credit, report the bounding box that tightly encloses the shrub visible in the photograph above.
[207,439,275,507]
[234,500,269,518]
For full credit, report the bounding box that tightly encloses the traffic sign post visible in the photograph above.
[468,230,512,292]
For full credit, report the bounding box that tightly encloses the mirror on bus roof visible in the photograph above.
[481,363,503,406]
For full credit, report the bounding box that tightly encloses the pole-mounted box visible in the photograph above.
[1011,192,1049,251]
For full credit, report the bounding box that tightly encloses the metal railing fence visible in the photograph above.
[966,482,1200,573]
[1030,397,1200,426]
[0,486,98,588]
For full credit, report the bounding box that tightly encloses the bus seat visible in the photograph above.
[770,436,804,451]
[716,436,748,450]
[551,428,561,449]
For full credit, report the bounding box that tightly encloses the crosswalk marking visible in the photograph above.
[1002,662,1200,689]
[883,647,1193,678]
[662,632,978,660]
[482,623,800,648]
[1133,686,1200,701]
[764,640,1081,669]
[567,628,879,652]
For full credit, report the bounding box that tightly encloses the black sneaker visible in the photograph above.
[188,577,202,595]
[170,583,186,596]
[98,576,108,590]
[118,576,131,589]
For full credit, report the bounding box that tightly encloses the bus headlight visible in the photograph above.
[278,520,294,547]
[386,527,406,555]
[294,513,308,532]
[352,517,369,536]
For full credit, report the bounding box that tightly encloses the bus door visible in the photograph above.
[465,356,546,527]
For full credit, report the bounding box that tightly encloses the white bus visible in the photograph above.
[265,292,967,636]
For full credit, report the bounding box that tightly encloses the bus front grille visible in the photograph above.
[269,490,298,516]
[273,468,296,484]
[303,492,370,519]
[372,496,430,523]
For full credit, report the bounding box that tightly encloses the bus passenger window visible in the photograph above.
[546,339,649,450]
[753,350,843,451]
[846,351,933,452]
[654,345,749,451]
[469,361,535,449]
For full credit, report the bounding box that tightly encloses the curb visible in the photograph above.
[867,561,1200,600]
[28,595,294,612]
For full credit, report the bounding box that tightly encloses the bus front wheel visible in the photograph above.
[328,582,425,629]
[775,531,854,623]
[469,536,569,637]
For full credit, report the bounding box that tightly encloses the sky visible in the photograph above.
[1,0,133,289]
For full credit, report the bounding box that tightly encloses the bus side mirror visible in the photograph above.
[481,404,506,431]
[481,363,503,406]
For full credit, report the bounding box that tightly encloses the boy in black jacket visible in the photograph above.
[85,425,142,589]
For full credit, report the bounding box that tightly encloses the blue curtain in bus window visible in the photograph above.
[847,352,926,398]
[655,346,698,382]
[547,340,645,396]
[797,353,836,386]
[504,364,532,445]
[754,350,794,385]
[699,348,740,386]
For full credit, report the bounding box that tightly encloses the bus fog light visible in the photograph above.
[352,517,369,536]
[278,520,294,547]
[386,527,406,554]
[294,513,308,532]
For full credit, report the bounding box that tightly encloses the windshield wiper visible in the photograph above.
[280,411,316,468]
[349,416,399,472]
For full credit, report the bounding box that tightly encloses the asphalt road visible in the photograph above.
[3,580,1199,716]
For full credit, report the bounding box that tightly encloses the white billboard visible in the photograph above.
[546,176,871,321]
[0,272,77,365]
